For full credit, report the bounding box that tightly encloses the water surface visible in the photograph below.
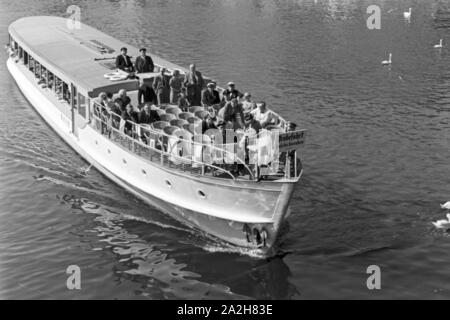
[1,0,450,299]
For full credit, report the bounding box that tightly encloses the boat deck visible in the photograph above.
[9,16,187,95]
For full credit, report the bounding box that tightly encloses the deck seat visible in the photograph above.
[160,113,176,122]
[182,123,195,135]
[189,106,204,114]
[163,126,179,136]
[187,116,202,124]
[151,121,170,132]
[195,110,209,120]
[170,119,189,129]
[166,107,182,118]
[156,109,166,117]
[178,112,194,121]
[187,117,203,134]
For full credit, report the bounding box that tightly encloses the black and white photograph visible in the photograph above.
[1,0,450,303]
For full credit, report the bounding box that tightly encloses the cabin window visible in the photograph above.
[29,56,35,72]
[18,47,23,60]
[41,66,48,86]
[78,93,87,118]
[23,51,28,66]
[47,71,54,90]
[10,38,16,50]
[34,61,41,79]
[55,77,62,97]
[62,82,70,104]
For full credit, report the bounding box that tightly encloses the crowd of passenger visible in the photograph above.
[97,46,297,139]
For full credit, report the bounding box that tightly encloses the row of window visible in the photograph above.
[10,35,89,120]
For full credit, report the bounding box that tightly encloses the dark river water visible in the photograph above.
[1,0,450,300]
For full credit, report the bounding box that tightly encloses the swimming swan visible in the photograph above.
[432,214,450,230]
[382,53,392,65]
[440,202,450,210]
[404,8,412,20]
[434,39,443,49]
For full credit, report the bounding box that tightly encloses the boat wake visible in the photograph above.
[61,195,250,299]
[202,243,268,259]
[32,166,276,259]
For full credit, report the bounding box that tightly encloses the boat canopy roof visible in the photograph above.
[9,16,186,97]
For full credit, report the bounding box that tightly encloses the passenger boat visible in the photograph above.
[6,16,306,255]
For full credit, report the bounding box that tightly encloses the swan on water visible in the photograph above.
[404,8,412,20]
[382,53,392,65]
[432,214,450,230]
[440,202,450,210]
[434,39,443,49]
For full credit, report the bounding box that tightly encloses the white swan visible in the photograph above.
[382,53,392,66]
[404,8,412,20]
[432,214,450,230]
[434,39,443,49]
[441,202,450,210]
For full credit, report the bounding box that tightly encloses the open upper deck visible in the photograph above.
[9,16,185,97]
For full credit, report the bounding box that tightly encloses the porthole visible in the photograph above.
[95,140,98,145]
[142,169,147,175]
[198,190,207,199]
[123,159,127,164]
[107,149,111,154]
[165,180,172,188]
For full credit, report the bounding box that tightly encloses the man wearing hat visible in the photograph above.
[201,82,221,109]
[135,48,155,74]
[222,82,243,103]
[244,113,262,134]
[115,47,134,72]
[184,64,204,106]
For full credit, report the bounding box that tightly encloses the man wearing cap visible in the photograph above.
[244,113,262,134]
[222,82,243,103]
[201,82,221,109]
[116,47,134,72]
[135,48,155,74]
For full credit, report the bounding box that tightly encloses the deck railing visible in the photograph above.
[89,102,303,181]
[90,102,259,180]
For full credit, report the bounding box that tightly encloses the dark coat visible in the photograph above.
[184,70,204,89]
[121,110,139,133]
[222,89,243,102]
[202,89,221,107]
[116,54,134,71]
[135,55,155,73]
[139,84,156,104]
[139,110,161,124]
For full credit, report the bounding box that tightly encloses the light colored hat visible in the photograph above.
[227,82,235,86]
[207,82,215,88]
